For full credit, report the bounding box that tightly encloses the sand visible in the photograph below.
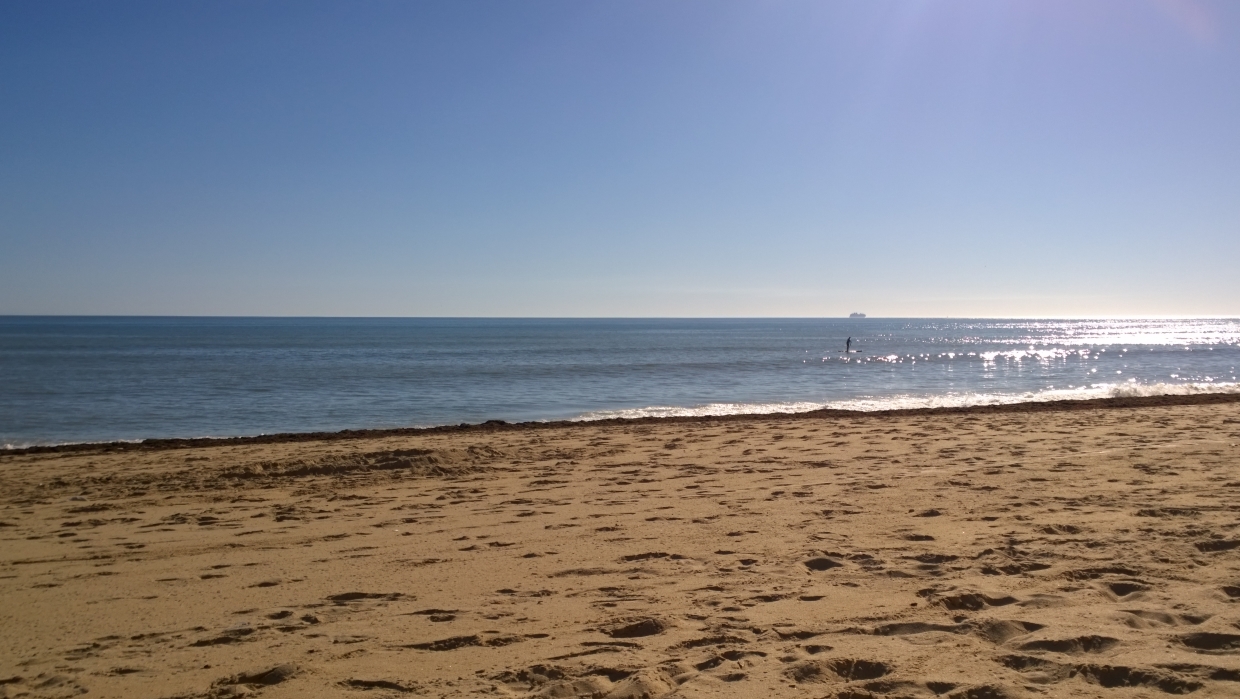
[3,396,1240,699]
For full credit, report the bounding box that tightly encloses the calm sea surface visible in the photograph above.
[2,317,1238,447]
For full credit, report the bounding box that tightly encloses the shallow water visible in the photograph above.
[2,317,1237,446]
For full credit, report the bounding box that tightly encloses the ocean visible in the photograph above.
[2,316,1238,447]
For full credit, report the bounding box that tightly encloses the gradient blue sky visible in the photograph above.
[2,1,1238,317]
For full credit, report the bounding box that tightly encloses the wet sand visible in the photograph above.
[3,395,1240,698]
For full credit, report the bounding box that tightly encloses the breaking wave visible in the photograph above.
[570,381,1240,421]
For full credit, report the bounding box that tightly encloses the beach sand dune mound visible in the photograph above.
[220,446,503,481]
[1000,654,1209,694]
[0,444,510,502]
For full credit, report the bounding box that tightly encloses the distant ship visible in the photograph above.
[849,312,866,318]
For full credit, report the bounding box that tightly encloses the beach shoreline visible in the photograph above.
[6,391,1240,455]
[3,398,1240,698]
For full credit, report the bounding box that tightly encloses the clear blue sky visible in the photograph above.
[2,1,1237,317]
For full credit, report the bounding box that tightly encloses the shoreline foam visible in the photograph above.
[571,380,1240,421]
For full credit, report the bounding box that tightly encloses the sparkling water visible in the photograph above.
[2,317,1237,446]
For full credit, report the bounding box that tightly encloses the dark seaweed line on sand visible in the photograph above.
[6,392,1239,456]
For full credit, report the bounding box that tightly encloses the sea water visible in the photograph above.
[1,317,1238,447]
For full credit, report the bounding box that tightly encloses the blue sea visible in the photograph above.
[2,317,1238,447]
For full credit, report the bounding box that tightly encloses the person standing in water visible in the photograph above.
[846,337,852,352]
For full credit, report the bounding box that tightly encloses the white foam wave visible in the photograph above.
[3,436,200,450]
[570,401,836,421]
[569,382,1240,421]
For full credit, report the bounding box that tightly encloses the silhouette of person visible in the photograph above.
[846,337,852,352]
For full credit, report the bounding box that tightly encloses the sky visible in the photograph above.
[2,0,1238,318]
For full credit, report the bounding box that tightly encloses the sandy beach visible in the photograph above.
[3,395,1240,699]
